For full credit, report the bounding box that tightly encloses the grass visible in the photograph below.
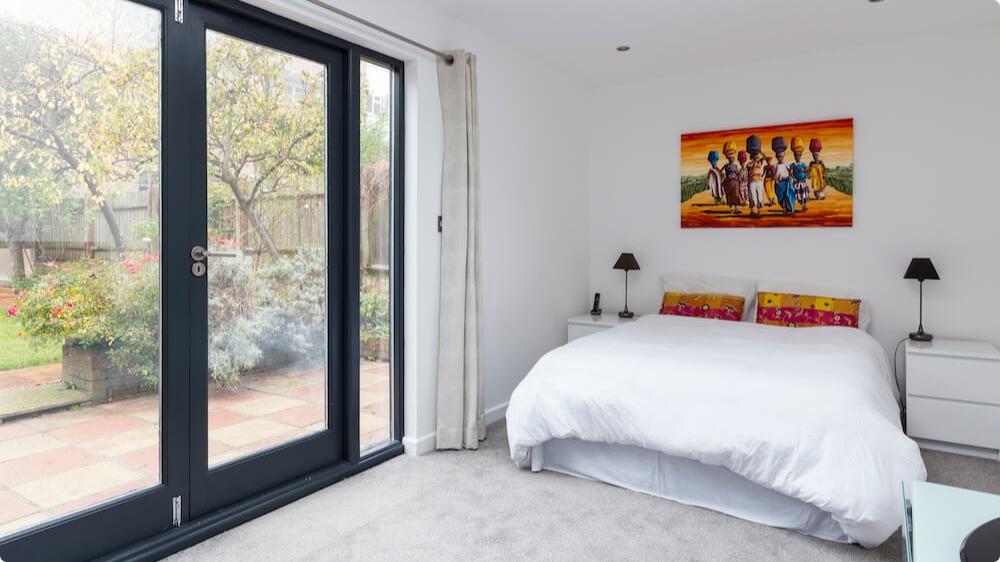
[0,313,62,371]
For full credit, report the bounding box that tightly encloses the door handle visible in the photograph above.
[190,245,238,261]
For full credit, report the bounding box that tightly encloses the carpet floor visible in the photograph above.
[169,423,1000,562]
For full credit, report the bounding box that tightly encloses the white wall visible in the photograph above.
[587,29,1000,360]
[245,0,592,453]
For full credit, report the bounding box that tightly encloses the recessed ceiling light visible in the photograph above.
[616,45,631,52]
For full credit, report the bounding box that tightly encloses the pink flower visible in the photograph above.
[210,236,236,248]
[6,305,17,317]
[15,290,25,300]
[65,301,74,309]
[52,305,63,317]
[142,252,158,263]
[123,259,139,275]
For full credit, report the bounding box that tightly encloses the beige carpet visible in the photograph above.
[169,423,1000,562]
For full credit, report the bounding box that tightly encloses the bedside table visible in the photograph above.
[567,313,638,342]
[906,338,1000,461]
[905,481,1000,562]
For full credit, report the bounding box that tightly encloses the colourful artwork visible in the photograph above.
[680,118,853,228]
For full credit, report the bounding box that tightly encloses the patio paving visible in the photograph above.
[0,384,90,420]
[0,360,391,539]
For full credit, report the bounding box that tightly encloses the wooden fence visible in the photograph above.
[20,189,389,269]
[27,189,158,261]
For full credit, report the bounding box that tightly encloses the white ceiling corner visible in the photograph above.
[421,0,1000,83]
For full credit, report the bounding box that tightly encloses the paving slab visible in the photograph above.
[0,383,89,421]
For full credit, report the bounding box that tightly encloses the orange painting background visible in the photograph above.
[680,118,853,178]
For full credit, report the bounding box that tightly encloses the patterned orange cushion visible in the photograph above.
[659,292,745,322]
[755,292,861,328]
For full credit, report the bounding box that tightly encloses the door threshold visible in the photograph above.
[99,443,404,562]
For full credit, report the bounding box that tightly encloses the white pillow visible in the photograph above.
[659,273,758,321]
[752,280,872,332]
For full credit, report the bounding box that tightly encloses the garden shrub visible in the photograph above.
[10,256,160,387]
[256,247,326,362]
[13,247,391,390]
[206,254,262,390]
[105,254,161,386]
[360,275,390,361]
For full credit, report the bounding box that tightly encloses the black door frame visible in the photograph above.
[0,1,190,560]
[0,0,405,559]
[183,1,351,518]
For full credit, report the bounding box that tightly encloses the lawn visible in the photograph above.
[0,313,62,371]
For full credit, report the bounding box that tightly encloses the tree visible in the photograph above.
[359,69,391,268]
[0,20,159,253]
[206,34,325,259]
[0,136,67,280]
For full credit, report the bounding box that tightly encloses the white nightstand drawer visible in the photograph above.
[567,313,638,343]
[907,396,1000,450]
[568,323,608,342]
[908,354,1000,405]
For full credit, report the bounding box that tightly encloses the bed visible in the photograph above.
[506,314,927,547]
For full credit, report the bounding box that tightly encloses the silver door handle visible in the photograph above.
[191,245,238,261]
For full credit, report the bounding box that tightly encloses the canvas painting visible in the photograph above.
[680,118,853,228]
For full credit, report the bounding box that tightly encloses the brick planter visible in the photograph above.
[62,343,145,402]
[361,336,390,362]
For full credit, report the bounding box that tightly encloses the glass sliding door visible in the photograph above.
[184,2,348,518]
[0,1,188,560]
[359,59,399,453]
[0,0,164,535]
[203,30,330,468]
[0,1,404,559]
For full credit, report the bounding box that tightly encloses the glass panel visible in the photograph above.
[359,60,393,452]
[0,0,161,537]
[205,31,328,468]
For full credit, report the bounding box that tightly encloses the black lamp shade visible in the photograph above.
[613,253,640,271]
[903,258,939,281]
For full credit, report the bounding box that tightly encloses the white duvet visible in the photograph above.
[506,314,926,547]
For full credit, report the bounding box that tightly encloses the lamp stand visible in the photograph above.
[619,269,634,318]
[909,280,933,342]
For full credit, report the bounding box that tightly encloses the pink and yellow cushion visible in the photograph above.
[755,292,861,328]
[659,292,745,322]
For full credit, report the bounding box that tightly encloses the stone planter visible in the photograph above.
[62,343,144,402]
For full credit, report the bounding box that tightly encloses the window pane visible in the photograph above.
[0,0,161,537]
[205,31,328,468]
[359,60,393,452]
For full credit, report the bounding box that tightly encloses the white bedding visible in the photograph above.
[506,314,927,547]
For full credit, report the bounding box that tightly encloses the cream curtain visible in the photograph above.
[435,50,484,450]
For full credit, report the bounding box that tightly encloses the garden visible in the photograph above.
[4,249,390,400]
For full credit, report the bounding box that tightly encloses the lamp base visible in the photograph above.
[618,310,634,319]
[909,331,933,342]
[961,517,1000,562]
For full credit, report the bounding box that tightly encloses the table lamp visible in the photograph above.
[903,258,939,342]
[613,253,639,319]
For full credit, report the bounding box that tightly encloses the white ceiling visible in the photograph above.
[424,0,1000,83]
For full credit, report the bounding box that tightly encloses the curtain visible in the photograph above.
[435,50,484,450]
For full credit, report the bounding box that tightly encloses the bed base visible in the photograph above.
[530,438,852,544]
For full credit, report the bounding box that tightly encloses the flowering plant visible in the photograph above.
[13,256,160,385]
[11,260,115,347]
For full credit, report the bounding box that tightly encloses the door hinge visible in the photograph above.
[174,0,184,23]
[172,495,182,527]
[437,215,442,233]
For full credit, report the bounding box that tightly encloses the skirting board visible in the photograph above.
[485,401,509,425]
[402,401,509,456]
[915,437,1000,462]
[402,432,436,456]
